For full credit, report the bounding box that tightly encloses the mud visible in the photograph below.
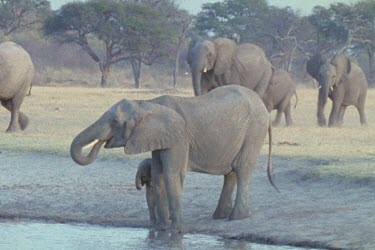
[0,151,374,249]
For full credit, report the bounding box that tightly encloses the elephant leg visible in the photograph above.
[146,185,157,226]
[284,102,293,127]
[213,172,236,219]
[1,94,28,132]
[229,165,253,220]
[328,94,343,127]
[151,151,170,231]
[336,105,347,127]
[272,107,283,127]
[159,143,188,233]
[229,142,259,220]
[357,96,367,126]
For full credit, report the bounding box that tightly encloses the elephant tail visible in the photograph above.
[267,120,280,192]
[293,90,298,109]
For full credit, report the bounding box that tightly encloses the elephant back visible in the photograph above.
[0,42,34,96]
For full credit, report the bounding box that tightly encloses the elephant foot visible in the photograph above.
[228,206,250,220]
[19,115,29,131]
[213,204,232,219]
[155,222,169,231]
[6,125,20,133]
[170,223,182,234]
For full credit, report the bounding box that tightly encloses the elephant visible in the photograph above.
[70,85,277,232]
[0,42,34,132]
[262,69,298,127]
[187,36,274,97]
[306,53,367,127]
[135,158,157,226]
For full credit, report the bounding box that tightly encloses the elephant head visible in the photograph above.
[187,37,236,96]
[70,99,185,166]
[306,53,351,126]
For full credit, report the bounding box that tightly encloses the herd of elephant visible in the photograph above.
[0,38,368,233]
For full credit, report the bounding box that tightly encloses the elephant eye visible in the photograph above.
[110,118,120,127]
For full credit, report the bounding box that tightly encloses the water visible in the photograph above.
[0,221,315,250]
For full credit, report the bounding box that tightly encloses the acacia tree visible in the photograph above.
[44,0,177,87]
[194,0,269,41]
[0,0,50,36]
[309,2,375,83]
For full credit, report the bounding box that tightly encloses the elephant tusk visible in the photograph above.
[203,68,207,73]
[318,85,322,89]
[83,139,99,150]
[330,86,334,91]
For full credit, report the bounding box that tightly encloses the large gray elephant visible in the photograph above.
[262,69,298,127]
[0,42,34,132]
[306,53,367,127]
[70,86,276,232]
[187,37,274,97]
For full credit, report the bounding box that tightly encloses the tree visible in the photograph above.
[44,0,177,87]
[0,0,50,36]
[309,2,375,83]
[194,0,269,41]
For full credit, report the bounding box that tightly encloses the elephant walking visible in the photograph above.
[187,37,273,97]
[262,69,298,127]
[71,86,276,232]
[307,54,367,127]
[0,42,34,132]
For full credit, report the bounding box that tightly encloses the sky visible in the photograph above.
[49,0,359,15]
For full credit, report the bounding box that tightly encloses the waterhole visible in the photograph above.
[0,221,320,249]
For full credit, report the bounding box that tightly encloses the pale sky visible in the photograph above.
[50,0,359,15]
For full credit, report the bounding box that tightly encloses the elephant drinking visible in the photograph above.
[70,86,276,232]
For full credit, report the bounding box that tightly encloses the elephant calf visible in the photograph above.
[135,158,157,226]
[262,69,298,127]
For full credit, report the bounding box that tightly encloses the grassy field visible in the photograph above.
[0,86,374,179]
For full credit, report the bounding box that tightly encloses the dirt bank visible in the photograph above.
[0,150,374,249]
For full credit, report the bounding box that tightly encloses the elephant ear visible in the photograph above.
[213,38,236,75]
[306,53,327,81]
[331,55,351,85]
[124,101,186,154]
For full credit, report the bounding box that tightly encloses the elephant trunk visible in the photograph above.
[192,69,202,96]
[317,83,329,127]
[70,121,111,166]
[135,169,143,190]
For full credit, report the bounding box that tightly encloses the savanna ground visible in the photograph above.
[0,86,374,249]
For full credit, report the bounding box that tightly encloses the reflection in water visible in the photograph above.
[0,221,314,250]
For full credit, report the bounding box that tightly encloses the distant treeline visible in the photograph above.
[1,0,375,87]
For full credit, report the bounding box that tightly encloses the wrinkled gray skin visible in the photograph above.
[262,69,298,127]
[0,42,34,132]
[306,54,367,127]
[71,86,275,233]
[187,37,273,97]
[135,158,157,226]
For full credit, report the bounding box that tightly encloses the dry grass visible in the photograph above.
[0,86,374,178]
